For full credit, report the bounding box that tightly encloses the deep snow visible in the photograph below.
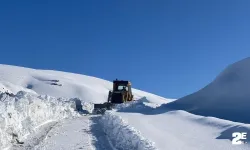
[1,61,250,150]
[114,99,250,150]
[0,91,83,149]
[166,57,250,123]
[101,111,157,150]
[0,64,171,149]
[0,64,170,104]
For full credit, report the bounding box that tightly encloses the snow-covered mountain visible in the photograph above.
[166,57,250,123]
[0,63,249,150]
[0,64,169,104]
[0,64,172,150]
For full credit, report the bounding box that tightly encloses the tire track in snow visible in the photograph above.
[34,117,94,150]
[11,114,148,150]
[17,116,115,150]
[10,121,58,150]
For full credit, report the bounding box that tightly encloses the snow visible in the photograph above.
[1,61,250,150]
[165,57,250,123]
[11,121,57,150]
[0,91,89,149]
[101,111,157,150]
[33,117,102,150]
[0,64,170,104]
[0,64,171,149]
[113,98,250,150]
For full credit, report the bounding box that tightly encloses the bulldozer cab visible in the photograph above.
[114,81,130,92]
[93,79,134,114]
[108,80,133,103]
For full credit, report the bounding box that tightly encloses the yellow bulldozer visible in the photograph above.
[93,79,134,113]
[108,79,133,103]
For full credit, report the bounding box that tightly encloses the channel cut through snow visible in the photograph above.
[0,91,92,149]
[0,64,173,150]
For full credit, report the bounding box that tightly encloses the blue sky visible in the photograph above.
[0,0,250,98]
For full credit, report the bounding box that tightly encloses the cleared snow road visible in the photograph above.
[11,116,114,150]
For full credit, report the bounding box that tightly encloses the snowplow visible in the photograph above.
[93,79,134,113]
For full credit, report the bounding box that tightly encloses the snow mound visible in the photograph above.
[101,111,157,150]
[0,91,89,149]
[166,57,250,123]
[114,97,161,113]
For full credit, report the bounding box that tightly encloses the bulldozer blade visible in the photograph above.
[94,103,113,109]
[93,102,113,114]
[94,104,107,109]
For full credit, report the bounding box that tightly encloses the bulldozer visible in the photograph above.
[93,79,134,113]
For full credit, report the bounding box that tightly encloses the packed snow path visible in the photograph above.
[36,116,114,150]
[11,116,114,150]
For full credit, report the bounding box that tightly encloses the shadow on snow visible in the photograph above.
[89,116,114,150]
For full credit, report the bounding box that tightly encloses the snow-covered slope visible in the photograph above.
[0,64,172,149]
[166,57,250,123]
[0,64,171,104]
[114,101,250,150]
[1,62,250,150]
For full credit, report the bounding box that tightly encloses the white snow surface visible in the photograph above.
[101,111,157,150]
[0,91,83,149]
[0,64,171,149]
[1,63,250,150]
[167,57,250,123]
[0,64,170,104]
[33,116,111,150]
[114,98,250,150]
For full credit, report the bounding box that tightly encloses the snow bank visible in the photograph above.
[37,95,94,114]
[101,111,157,150]
[166,57,250,123]
[0,91,86,149]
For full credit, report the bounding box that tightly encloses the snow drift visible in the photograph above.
[0,91,91,149]
[101,111,157,150]
[166,57,250,123]
[114,97,160,111]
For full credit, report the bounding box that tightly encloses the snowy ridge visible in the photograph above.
[0,64,173,104]
[101,111,157,150]
[166,57,250,123]
[0,91,89,149]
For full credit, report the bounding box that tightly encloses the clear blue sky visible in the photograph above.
[1,0,250,99]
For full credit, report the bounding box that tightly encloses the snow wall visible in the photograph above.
[0,91,90,149]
